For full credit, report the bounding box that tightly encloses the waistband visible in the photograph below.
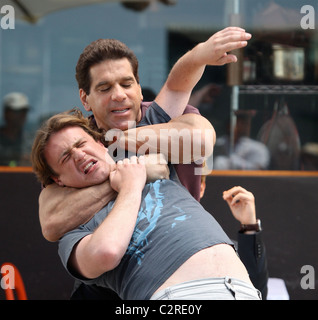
[150,277,262,300]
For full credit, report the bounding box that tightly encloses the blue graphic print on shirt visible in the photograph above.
[126,180,164,265]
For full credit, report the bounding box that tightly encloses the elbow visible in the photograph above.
[42,227,55,243]
[190,114,215,159]
[192,123,215,161]
[86,243,124,277]
[98,245,123,270]
[41,217,60,242]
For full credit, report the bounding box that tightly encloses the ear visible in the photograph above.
[52,176,64,187]
[139,84,143,101]
[97,141,106,148]
[200,179,206,199]
[80,89,91,112]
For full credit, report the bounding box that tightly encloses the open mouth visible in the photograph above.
[84,160,97,174]
[112,108,129,114]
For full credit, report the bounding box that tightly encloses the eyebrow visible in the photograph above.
[58,139,85,163]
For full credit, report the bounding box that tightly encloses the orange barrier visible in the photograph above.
[1,166,318,177]
[1,262,27,300]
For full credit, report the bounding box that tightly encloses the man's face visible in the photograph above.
[44,126,115,188]
[80,58,143,131]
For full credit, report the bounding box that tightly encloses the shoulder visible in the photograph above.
[138,101,171,127]
[141,101,200,117]
[183,104,201,115]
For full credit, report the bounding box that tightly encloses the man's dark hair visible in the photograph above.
[75,39,140,94]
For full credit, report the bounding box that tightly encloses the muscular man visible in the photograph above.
[39,27,251,242]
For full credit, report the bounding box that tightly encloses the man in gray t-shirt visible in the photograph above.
[59,169,234,300]
[32,107,261,300]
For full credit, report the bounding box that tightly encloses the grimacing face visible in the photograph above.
[80,58,143,132]
[44,126,115,188]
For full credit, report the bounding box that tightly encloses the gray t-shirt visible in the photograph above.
[58,103,234,299]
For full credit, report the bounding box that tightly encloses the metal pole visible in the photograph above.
[228,0,241,153]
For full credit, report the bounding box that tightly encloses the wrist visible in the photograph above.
[239,219,262,234]
[119,184,143,195]
[239,217,257,225]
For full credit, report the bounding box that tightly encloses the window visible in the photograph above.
[0,0,317,171]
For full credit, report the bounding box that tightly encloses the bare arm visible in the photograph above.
[144,153,170,181]
[119,113,215,164]
[39,181,116,242]
[117,27,250,164]
[39,155,167,242]
[70,156,147,279]
[155,27,251,119]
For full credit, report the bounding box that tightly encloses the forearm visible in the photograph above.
[39,181,116,242]
[155,28,251,119]
[75,187,142,278]
[121,114,215,163]
[155,47,205,119]
[70,156,146,279]
[144,153,170,182]
[165,44,206,94]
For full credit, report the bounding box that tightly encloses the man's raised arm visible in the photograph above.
[156,27,251,118]
[121,27,251,163]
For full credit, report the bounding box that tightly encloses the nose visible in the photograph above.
[72,148,86,162]
[111,84,126,102]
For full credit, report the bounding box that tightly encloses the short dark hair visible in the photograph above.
[75,39,140,94]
